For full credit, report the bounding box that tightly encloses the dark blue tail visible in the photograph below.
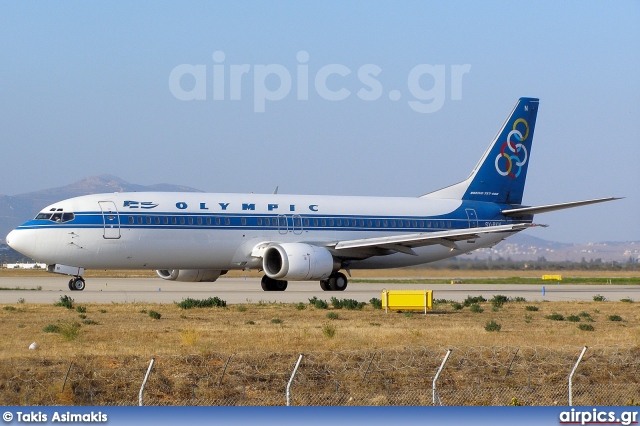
[422,97,539,205]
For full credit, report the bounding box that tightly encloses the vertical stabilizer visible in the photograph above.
[422,97,539,205]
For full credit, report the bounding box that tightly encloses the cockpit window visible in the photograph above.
[35,212,75,222]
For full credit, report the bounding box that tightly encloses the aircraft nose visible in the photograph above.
[6,229,37,258]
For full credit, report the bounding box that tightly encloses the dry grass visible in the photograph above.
[1,298,638,357]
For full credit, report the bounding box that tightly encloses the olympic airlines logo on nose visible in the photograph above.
[495,118,529,178]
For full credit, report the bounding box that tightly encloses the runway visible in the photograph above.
[0,277,637,304]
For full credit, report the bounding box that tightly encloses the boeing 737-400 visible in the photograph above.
[6,98,619,291]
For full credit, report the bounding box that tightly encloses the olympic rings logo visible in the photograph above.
[495,118,529,178]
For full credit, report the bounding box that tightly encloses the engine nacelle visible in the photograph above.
[156,269,224,282]
[263,243,336,280]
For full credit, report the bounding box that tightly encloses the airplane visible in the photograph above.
[5,98,619,292]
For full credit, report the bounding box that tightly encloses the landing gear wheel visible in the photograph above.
[71,277,86,291]
[68,279,75,291]
[320,280,331,291]
[328,272,348,291]
[261,275,288,291]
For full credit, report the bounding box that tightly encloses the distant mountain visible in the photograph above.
[471,233,640,263]
[0,175,201,242]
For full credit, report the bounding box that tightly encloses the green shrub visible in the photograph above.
[451,302,463,310]
[578,311,592,319]
[470,304,484,313]
[326,312,339,320]
[578,324,594,331]
[76,306,87,313]
[484,320,501,332]
[311,298,328,309]
[59,322,81,341]
[148,310,162,320]
[322,323,336,338]
[98,309,107,314]
[512,296,527,303]
[330,297,366,310]
[463,295,486,307]
[177,297,226,309]
[592,294,606,302]
[369,298,382,309]
[546,313,564,321]
[43,324,60,333]
[491,295,509,308]
[525,305,539,311]
[54,295,74,309]
[78,314,87,320]
[620,298,634,303]
[236,305,247,312]
[245,320,255,325]
[566,315,580,322]
[82,319,98,325]
[404,312,414,318]
[608,315,623,322]
[3,306,16,311]
[270,318,282,324]
[295,303,306,310]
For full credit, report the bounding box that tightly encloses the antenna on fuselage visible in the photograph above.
[272,186,279,194]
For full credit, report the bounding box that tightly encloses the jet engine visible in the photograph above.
[263,243,337,281]
[156,269,224,282]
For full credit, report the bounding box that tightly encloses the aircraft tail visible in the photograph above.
[422,97,539,205]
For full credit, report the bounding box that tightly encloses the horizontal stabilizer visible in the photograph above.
[501,197,622,217]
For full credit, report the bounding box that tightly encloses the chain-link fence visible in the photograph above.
[2,345,638,406]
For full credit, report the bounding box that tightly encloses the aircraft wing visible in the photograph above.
[501,197,622,216]
[330,223,534,256]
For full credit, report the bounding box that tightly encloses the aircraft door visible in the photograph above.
[277,215,288,235]
[99,201,121,239]
[292,215,303,235]
[465,208,478,228]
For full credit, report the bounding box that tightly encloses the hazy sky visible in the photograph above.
[1,1,638,243]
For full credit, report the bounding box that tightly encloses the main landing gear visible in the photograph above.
[320,272,348,291]
[68,276,86,291]
[260,272,348,292]
[261,275,288,291]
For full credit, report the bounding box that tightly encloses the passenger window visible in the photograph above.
[138,217,143,224]
[171,217,177,225]
[180,217,186,225]
[336,219,342,226]
[383,220,388,227]
[154,217,160,225]
[303,218,309,227]
[257,218,262,226]
[264,218,270,226]
[241,218,247,225]
[215,217,221,225]
[225,218,230,225]
[375,220,381,227]
[434,221,438,228]
[329,219,334,226]
[427,221,431,227]
[313,218,318,227]
[321,219,326,226]
[146,217,152,224]
[188,217,194,225]
[128,216,134,224]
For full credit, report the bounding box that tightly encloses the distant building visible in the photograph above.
[3,263,47,269]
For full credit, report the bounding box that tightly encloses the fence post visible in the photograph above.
[139,358,155,406]
[286,354,303,406]
[218,355,232,387]
[61,361,73,392]
[432,349,452,406]
[569,346,587,406]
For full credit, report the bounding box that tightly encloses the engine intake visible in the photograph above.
[156,269,225,282]
[263,243,336,280]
